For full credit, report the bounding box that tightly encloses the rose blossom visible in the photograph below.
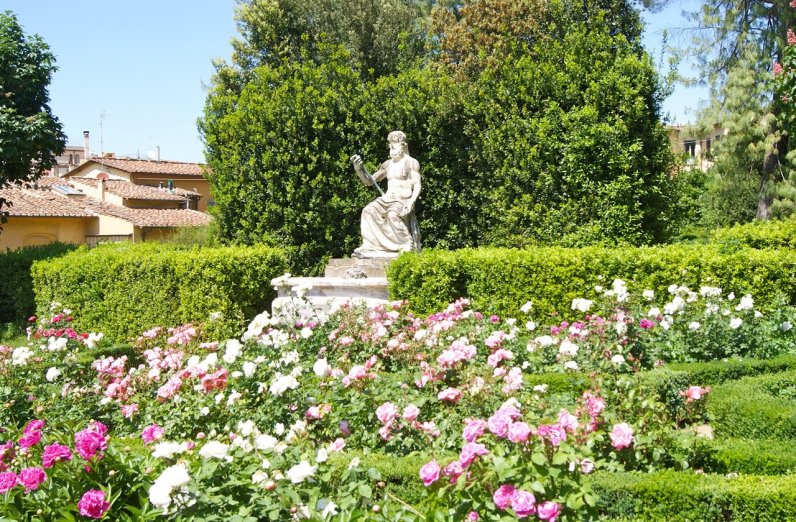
[459,442,489,468]
[444,460,464,483]
[487,412,513,438]
[557,409,579,433]
[42,443,73,468]
[492,484,516,510]
[0,472,17,493]
[466,511,479,521]
[419,460,441,486]
[610,422,634,450]
[682,385,710,402]
[376,402,398,424]
[462,419,486,442]
[437,387,463,403]
[75,429,107,460]
[508,421,531,444]
[538,501,561,521]
[78,489,110,519]
[511,490,537,518]
[24,420,45,434]
[402,404,421,421]
[142,424,165,445]
[18,430,42,449]
[18,467,46,492]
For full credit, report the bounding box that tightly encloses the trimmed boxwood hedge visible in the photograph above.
[0,242,78,324]
[695,438,796,475]
[31,243,289,342]
[593,470,796,521]
[387,246,796,319]
[707,370,796,441]
[711,217,796,250]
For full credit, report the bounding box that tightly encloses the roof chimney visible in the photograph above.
[83,131,90,160]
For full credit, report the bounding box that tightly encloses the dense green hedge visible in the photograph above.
[388,246,796,319]
[32,243,289,342]
[711,217,796,249]
[707,370,796,441]
[695,438,796,475]
[0,242,78,324]
[593,470,796,521]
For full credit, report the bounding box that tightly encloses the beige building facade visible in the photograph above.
[668,124,729,172]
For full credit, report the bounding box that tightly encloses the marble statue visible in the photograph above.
[350,130,421,258]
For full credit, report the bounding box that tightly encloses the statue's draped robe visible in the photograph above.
[356,157,421,255]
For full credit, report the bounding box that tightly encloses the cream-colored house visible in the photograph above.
[64,157,213,212]
[0,176,211,250]
[667,124,729,172]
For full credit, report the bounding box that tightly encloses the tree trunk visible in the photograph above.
[756,133,789,220]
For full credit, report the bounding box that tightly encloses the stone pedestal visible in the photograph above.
[272,258,392,314]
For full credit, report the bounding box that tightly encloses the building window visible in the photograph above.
[684,140,696,157]
[75,154,80,164]
[715,134,721,141]
[705,138,711,153]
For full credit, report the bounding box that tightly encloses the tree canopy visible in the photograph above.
[0,11,66,214]
[200,0,676,272]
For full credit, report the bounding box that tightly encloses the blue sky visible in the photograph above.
[6,0,706,164]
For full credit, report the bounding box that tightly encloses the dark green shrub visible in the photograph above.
[388,245,796,319]
[708,371,796,440]
[592,470,796,521]
[0,242,77,324]
[31,243,288,342]
[694,438,796,475]
[711,216,796,249]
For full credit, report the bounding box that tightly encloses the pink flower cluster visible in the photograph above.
[610,422,634,450]
[166,323,197,345]
[376,401,439,440]
[492,484,561,520]
[305,404,332,420]
[141,424,166,445]
[342,356,378,387]
[75,422,109,460]
[437,339,477,368]
[19,419,45,449]
[681,385,710,402]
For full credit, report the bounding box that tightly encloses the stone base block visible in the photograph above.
[324,258,394,278]
[273,276,389,315]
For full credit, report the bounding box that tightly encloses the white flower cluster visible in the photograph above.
[11,346,33,366]
[149,463,191,512]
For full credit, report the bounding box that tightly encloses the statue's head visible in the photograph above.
[387,130,407,158]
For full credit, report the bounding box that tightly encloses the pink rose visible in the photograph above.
[639,318,655,329]
[459,442,489,468]
[538,501,561,521]
[511,489,537,518]
[42,443,73,468]
[18,467,46,492]
[487,412,513,438]
[462,419,486,442]
[18,430,42,449]
[437,387,462,403]
[583,392,606,418]
[141,424,165,445]
[78,489,110,519]
[305,406,322,419]
[402,404,421,421]
[157,375,183,401]
[493,484,516,510]
[376,402,398,424]
[121,404,139,418]
[487,349,513,368]
[444,460,464,482]
[75,429,107,460]
[610,422,634,450]
[682,385,710,402]
[23,420,45,435]
[466,512,479,521]
[328,438,346,452]
[507,421,531,444]
[419,460,441,486]
[580,459,595,474]
[201,368,228,393]
[0,472,17,493]
[339,336,354,346]
[557,409,579,433]
[537,424,566,446]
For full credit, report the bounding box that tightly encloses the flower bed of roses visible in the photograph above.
[1,278,794,520]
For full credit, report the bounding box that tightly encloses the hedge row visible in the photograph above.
[707,370,796,441]
[330,454,796,520]
[0,242,78,324]
[711,216,796,250]
[32,243,289,343]
[593,470,796,521]
[695,438,796,475]
[387,246,796,319]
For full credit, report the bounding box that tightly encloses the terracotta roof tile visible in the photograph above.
[87,158,206,177]
[71,178,198,201]
[82,201,212,228]
[0,187,94,217]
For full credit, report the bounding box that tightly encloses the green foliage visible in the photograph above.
[0,242,77,324]
[388,245,796,319]
[592,470,796,521]
[707,370,796,440]
[694,438,796,475]
[0,11,66,208]
[159,222,222,248]
[30,243,288,342]
[201,0,676,268]
[711,215,796,249]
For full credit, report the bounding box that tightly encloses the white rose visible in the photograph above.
[242,361,257,378]
[286,460,316,484]
[199,441,230,460]
[45,367,61,382]
[729,317,743,329]
[611,354,625,365]
[313,358,331,378]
